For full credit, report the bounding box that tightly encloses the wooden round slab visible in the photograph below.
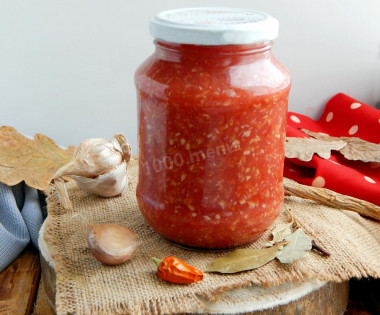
[38,221,348,314]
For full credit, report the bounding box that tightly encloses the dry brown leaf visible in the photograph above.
[0,126,75,190]
[285,137,346,161]
[302,129,380,162]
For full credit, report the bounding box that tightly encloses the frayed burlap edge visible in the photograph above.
[42,157,380,315]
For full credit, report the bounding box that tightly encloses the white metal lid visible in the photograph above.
[150,7,279,45]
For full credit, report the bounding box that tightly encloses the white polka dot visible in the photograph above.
[290,115,301,123]
[312,176,325,188]
[364,176,376,184]
[378,118,380,124]
[350,102,361,109]
[348,125,358,135]
[326,112,333,122]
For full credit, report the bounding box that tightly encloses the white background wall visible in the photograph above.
[1,0,380,150]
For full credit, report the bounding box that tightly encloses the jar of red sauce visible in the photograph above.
[135,8,291,249]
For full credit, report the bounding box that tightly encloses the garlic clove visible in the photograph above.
[70,161,128,197]
[87,223,139,265]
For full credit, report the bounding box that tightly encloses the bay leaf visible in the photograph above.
[207,242,284,274]
[285,137,346,162]
[302,129,380,163]
[276,228,312,264]
[266,222,293,247]
[0,126,75,190]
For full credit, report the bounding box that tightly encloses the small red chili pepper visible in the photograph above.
[152,256,203,284]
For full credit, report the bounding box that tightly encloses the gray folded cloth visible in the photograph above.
[0,182,44,273]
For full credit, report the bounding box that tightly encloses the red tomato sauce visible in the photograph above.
[135,41,291,248]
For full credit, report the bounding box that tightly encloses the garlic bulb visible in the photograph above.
[54,134,131,209]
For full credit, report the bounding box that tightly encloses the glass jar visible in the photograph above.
[135,8,291,249]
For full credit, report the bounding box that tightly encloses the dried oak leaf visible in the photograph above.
[285,137,346,161]
[0,126,75,190]
[302,129,380,163]
[207,242,285,274]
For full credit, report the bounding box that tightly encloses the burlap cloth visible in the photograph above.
[43,156,380,314]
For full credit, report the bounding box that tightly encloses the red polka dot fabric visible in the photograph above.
[285,93,380,206]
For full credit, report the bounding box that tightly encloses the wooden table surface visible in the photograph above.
[0,246,41,315]
[0,245,378,315]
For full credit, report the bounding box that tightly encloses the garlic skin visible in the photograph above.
[54,134,131,209]
[58,138,124,178]
[87,223,139,265]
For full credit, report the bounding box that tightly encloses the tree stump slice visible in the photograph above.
[33,274,55,315]
[39,221,348,314]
